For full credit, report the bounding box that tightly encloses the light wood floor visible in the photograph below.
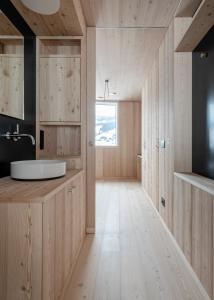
[64,181,209,300]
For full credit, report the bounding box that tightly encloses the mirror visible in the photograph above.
[0,10,24,119]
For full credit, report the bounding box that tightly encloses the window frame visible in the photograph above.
[95,101,119,148]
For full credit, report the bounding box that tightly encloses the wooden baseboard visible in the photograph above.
[86,227,95,234]
[142,187,210,300]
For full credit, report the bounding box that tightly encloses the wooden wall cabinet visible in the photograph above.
[40,57,81,122]
[0,171,85,300]
[37,37,86,172]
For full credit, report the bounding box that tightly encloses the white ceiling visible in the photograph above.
[80,0,181,101]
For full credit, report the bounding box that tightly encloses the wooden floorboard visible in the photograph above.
[64,181,209,300]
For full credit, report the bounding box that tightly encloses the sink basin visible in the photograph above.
[11,160,66,180]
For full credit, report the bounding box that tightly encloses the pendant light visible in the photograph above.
[20,0,60,15]
[97,79,117,101]
[104,79,109,101]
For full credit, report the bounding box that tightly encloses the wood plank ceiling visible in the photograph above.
[80,0,181,100]
[0,10,21,35]
[10,0,85,36]
[96,28,166,101]
[80,0,181,28]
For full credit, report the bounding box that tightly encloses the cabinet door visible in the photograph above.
[69,179,81,260]
[68,174,85,261]
[0,203,42,300]
[43,189,73,300]
[40,57,81,122]
[42,176,85,300]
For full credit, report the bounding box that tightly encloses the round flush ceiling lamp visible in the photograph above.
[21,0,60,15]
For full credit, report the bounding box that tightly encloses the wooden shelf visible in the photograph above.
[40,154,81,160]
[0,54,24,57]
[175,0,214,52]
[39,38,81,56]
[174,172,214,196]
[39,125,81,159]
[40,121,82,126]
[40,54,81,58]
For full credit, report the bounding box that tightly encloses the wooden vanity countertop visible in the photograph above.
[0,169,83,203]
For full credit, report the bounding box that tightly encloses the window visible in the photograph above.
[96,102,118,146]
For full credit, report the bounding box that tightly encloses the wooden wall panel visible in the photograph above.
[141,13,212,300]
[191,187,213,298]
[174,52,192,172]
[142,19,192,229]
[173,176,192,262]
[96,101,141,180]
[142,58,159,209]
[173,175,214,299]
[158,21,174,231]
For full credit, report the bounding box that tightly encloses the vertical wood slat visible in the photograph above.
[158,21,174,231]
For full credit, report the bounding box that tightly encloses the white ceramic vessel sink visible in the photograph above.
[11,160,66,180]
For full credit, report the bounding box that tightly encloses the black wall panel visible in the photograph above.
[192,26,214,179]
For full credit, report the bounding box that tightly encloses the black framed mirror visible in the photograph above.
[0,10,24,119]
[0,1,36,178]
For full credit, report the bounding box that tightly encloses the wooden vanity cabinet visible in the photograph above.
[43,172,85,300]
[0,171,85,300]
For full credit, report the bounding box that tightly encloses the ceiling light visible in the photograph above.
[21,0,60,15]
